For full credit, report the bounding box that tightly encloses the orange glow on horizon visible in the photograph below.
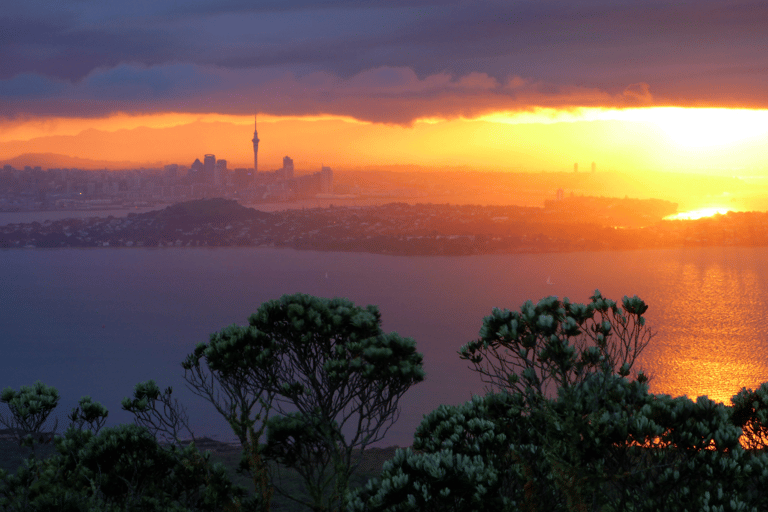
[1,107,768,179]
[0,112,368,143]
[664,207,736,221]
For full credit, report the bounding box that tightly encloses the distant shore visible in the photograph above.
[4,197,768,255]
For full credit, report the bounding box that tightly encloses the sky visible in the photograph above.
[2,0,768,174]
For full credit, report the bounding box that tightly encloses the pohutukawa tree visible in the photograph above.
[182,321,282,511]
[0,381,61,456]
[255,293,425,512]
[352,291,663,512]
[459,290,653,401]
[731,382,768,451]
[0,382,253,511]
[186,293,425,512]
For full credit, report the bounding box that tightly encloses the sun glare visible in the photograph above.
[618,107,768,149]
[664,207,734,221]
[476,106,768,148]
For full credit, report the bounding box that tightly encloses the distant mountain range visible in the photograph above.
[0,152,166,170]
[0,120,306,170]
[0,120,257,170]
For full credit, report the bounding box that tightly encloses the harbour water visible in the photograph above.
[2,245,767,447]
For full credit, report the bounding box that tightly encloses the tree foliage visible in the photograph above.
[249,294,425,512]
[182,320,283,512]
[731,382,768,451]
[182,323,279,448]
[182,293,425,512]
[0,381,61,456]
[459,291,652,400]
[0,382,257,512]
[122,380,196,446]
[352,292,768,512]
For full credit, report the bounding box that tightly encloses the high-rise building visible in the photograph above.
[252,115,260,173]
[320,166,333,194]
[204,154,216,184]
[215,159,228,186]
[573,162,578,173]
[233,168,251,188]
[164,164,178,185]
[591,162,596,173]
[282,156,294,180]
[189,158,204,182]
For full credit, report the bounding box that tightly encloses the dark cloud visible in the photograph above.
[0,15,186,82]
[2,0,768,122]
[161,0,446,16]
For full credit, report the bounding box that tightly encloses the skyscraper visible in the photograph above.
[282,156,294,180]
[190,158,204,182]
[204,154,216,184]
[320,166,333,194]
[215,159,227,186]
[252,115,260,173]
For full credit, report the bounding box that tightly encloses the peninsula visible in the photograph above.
[2,198,766,255]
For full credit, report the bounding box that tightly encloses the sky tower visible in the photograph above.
[251,115,260,173]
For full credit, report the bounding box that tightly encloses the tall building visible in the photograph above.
[591,161,596,173]
[573,162,578,173]
[252,115,260,173]
[204,154,216,184]
[320,166,333,194]
[282,156,294,180]
[233,168,251,188]
[215,159,228,186]
[164,164,178,185]
[189,158,204,182]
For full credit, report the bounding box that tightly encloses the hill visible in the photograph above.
[0,152,165,170]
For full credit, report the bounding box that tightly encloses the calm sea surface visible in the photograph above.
[2,246,767,447]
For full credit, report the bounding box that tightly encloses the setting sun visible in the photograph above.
[605,107,768,149]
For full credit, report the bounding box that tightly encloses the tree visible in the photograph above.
[182,321,285,512]
[0,381,61,457]
[236,293,425,512]
[67,395,109,435]
[458,290,653,402]
[0,423,252,512]
[349,392,527,512]
[538,372,757,512]
[121,380,196,447]
[0,381,256,512]
[353,292,768,512]
[452,291,656,510]
[731,382,768,451]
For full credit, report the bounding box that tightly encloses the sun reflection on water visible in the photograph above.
[664,207,734,221]
[642,255,768,404]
